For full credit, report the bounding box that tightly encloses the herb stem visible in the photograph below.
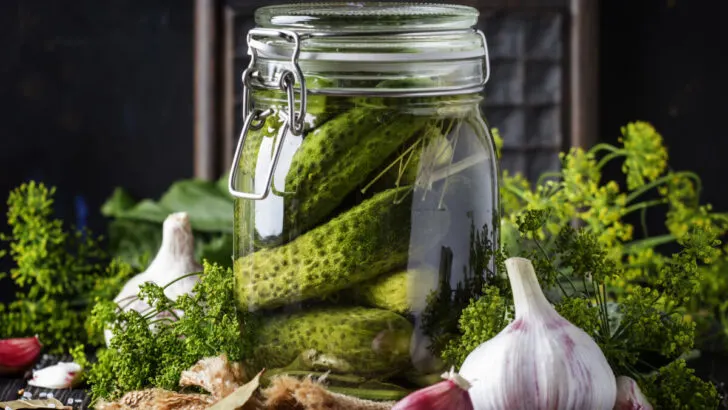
[601,280,610,335]
[582,276,591,300]
[623,199,669,216]
[624,234,676,253]
[625,171,702,204]
[554,278,569,299]
[360,141,420,194]
[597,151,627,170]
[590,143,621,154]
[162,271,202,290]
[503,184,529,202]
[536,172,563,187]
[118,296,141,312]
[535,239,575,296]
[147,317,175,327]
[594,281,609,338]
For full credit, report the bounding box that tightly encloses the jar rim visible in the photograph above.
[245,2,489,97]
[255,2,479,32]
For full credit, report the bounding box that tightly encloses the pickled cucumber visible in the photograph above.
[373,120,454,190]
[235,187,413,310]
[355,270,413,315]
[353,266,441,316]
[284,108,429,235]
[252,306,413,377]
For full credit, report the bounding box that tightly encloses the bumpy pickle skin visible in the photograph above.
[251,306,414,377]
[283,107,429,236]
[234,187,414,310]
[341,264,441,316]
[356,270,413,315]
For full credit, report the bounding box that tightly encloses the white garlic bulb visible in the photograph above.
[459,257,616,410]
[614,376,653,410]
[105,212,202,346]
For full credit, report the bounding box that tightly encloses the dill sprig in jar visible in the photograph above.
[228,2,500,400]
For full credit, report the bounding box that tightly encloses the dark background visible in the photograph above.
[0,0,727,300]
[0,0,194,301]
[0,0,194,233]
[600,0,728,236]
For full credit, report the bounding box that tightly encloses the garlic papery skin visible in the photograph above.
[392,367,474,410]
[28,361,83,389]
[0,335,42,374]
[459,257,617,410]
[613,376,653,410]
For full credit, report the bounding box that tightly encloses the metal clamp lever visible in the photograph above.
[242,28,306,135]
[227,108,288,200]
[229,28,307,200]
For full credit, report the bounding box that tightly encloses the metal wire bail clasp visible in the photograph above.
[228,28,307,200]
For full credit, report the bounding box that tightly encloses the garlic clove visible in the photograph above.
[613,376,653,410]
[459,257,617,410]
[0,335,42,375]
[392,367,474,410]
[28,361,83,389]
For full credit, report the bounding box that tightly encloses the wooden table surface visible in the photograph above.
[0,354,92,409]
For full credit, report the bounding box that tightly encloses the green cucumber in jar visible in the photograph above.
[366,119,455,192]
[283,107,429,236]
[342,266,439,316]
[251,306,413,377]
[235,186,414,310]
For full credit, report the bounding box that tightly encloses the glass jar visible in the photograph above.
[229,2,499,400]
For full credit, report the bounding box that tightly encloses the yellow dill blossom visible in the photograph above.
[620,121,668,190]
[562,148,600,203]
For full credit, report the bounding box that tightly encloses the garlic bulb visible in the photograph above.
[105,212,202,346]
[614,376,653,410]
[459,257,616,410]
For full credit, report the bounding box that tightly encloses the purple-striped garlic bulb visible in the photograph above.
[459,257,617,410]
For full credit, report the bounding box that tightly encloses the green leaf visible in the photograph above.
[107,219,161,270]
[103,179,234,233]
[119,199,173,224]
[157,180,233,233]
[216,172,232,198]
[101,187,136,217]
[199,234,234,268]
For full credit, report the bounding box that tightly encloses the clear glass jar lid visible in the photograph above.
[245,2,489,97]
[255,2,479,32]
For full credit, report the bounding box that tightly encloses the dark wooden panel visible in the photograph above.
[0,0,195,301]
